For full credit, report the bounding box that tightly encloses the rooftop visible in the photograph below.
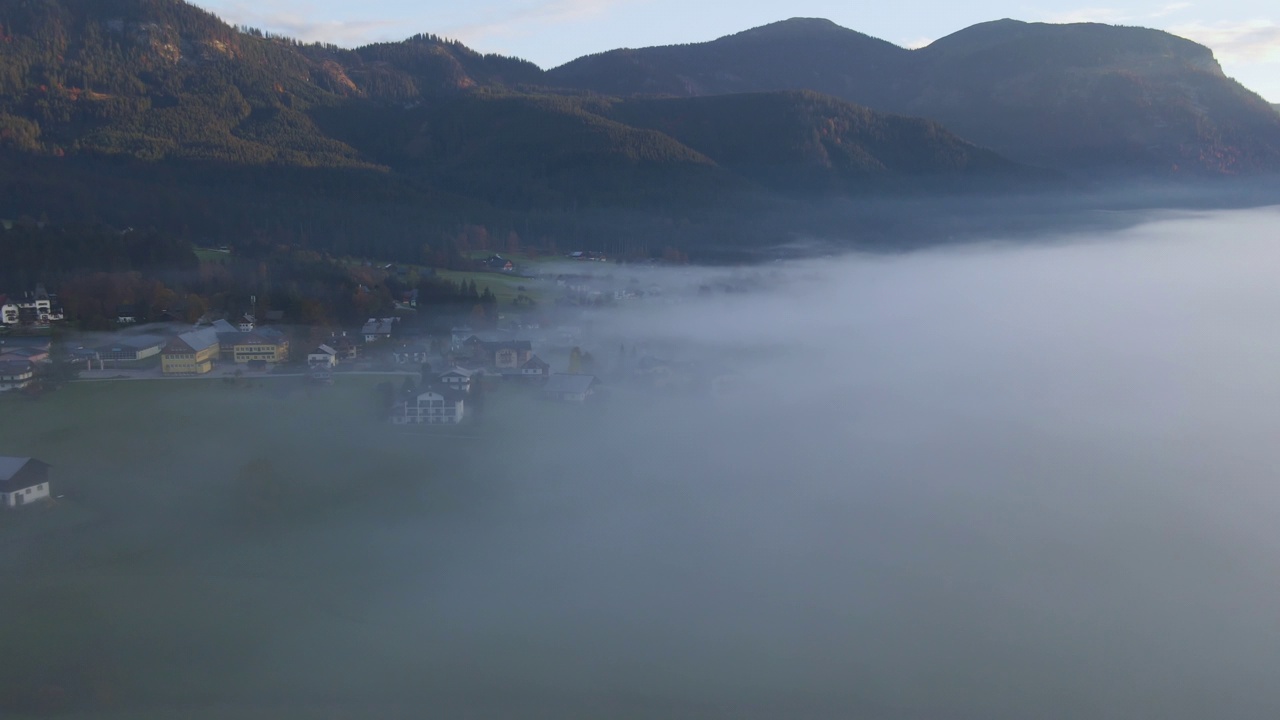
[0,456,46,485]
[95,334,166,351]
[171,328,220,353]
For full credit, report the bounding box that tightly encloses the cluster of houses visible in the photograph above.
[0,286,64,327]
[381,329,600,426]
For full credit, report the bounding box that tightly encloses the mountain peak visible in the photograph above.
[725,17,859,41]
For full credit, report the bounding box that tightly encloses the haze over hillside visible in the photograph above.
[0,0,1278,257]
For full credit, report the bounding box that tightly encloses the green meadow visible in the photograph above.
[0,377,587,718]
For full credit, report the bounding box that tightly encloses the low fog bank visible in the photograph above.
[683,176,1280,260]
[15,205,1280,718]
[400,205,1280,718]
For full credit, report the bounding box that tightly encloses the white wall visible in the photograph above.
[1,482,51,508]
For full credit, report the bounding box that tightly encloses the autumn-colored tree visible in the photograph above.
[183,293,208,323]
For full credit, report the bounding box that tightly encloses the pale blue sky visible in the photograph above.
[193,0,1280,100]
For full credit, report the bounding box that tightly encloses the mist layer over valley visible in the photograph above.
[4,207,1280,718]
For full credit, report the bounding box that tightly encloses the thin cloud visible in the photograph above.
[1168,20,1280,62]
[196,1,408,47]
[1149,2,1193,19]
[448,0,639,45]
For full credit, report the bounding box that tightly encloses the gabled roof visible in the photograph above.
[169,328,220,353]
[0,347,47,359]
[439,366,476,378]
[96,334,165,352]
[310,344,337,356]
[210,319,238,334]
[362,318,396,335]
[0,360,34,376]
[0,457,47,487]
[544,374,598,394]
[522,354,549,369]
[416,387,467,403]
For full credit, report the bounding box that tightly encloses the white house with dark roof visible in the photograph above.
[0,457,51,508]
[438,367,478,391]
[308,344,338,368]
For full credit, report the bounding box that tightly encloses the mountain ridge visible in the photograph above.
[548,17,1280,174]
[0,0,1277,258]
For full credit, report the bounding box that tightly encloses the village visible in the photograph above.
[0,254,748,512]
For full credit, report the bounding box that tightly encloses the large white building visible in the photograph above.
[1,286,63,326]
[391,388,466,425]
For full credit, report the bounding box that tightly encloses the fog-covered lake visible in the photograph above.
[402,206,1280,719]
[7,205,1280,719]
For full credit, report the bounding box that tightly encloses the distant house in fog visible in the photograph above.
[362,318,396,343]
[542,374,598,403]
[461,337,533,368]
[392,344,429,365]
[391,387,466,425]
[308,345,338,368]
[450,327,473,349]
[485,255,514,271]
[0,457,51,509]
[519,355,550,380]
[326,333,360,361]
[438,367,477,391]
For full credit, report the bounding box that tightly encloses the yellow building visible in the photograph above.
[161,328,221,375]
[232,332,288,364]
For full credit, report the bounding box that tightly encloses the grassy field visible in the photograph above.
[433,268,546,307]
[0,377,592,717]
